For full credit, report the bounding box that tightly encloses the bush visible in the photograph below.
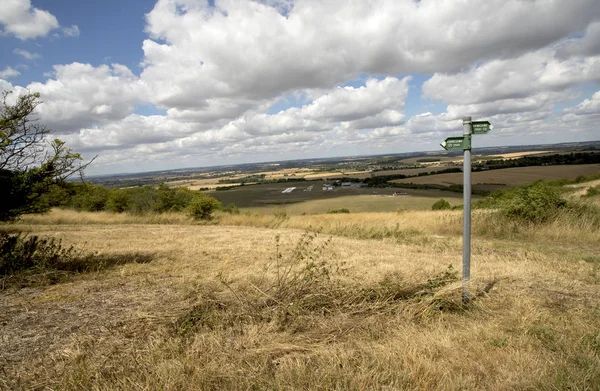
[432,199,452,210]
[68,184,110,212]
[476,181,567,223]
[327,208,350,214]
[0,232,83,276]
[186,194,222,220]
[105,190,131,213]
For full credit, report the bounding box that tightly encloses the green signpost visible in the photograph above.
[441,136,469,151]
[471,121,493,134]
[441,118,492,303]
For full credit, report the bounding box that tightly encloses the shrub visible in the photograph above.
[105,190,131,213]
[496,181,566,223]
[327,208,350,214]
[432,199,452,210]
[68,184,110,212]
[186,194,222,220]
[476,181,567,223]
[0,232,84,276]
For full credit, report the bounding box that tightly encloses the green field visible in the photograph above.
[208,180,467,213]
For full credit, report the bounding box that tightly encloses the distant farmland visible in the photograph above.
[392,164,600,190]
[208,180,467,212]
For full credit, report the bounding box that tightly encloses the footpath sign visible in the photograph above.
[471,121,493,135]
[441,136,469,151]
[441,117,492,303]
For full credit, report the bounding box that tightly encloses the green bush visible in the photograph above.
[327,208,350,214]
[186,194,222,220]
[68,184,110,212]
[105,190,131,213]
[432,199,452,210]
[477,181,567,223]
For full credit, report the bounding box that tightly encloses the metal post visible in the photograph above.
[462,117,472,304]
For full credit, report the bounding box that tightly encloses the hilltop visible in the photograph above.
[1,177,599,390]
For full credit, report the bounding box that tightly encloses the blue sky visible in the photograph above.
[1,0,599,175]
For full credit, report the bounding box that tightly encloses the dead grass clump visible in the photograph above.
[174,232,473,339]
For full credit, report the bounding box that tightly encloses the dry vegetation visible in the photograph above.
[1,205,599,390]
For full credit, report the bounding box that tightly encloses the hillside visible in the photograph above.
[1,202,599,390]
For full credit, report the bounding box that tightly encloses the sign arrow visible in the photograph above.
[471,121,493,134]
[441,136,468,151]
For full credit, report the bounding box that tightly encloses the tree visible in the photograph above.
[0,91,94,221]
[186,194,222,220]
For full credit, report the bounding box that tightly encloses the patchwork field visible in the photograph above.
[208,180,467,212]
[1,206,599,390]
[393,164,600,190]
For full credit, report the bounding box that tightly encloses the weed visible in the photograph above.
[273,209,288,219]
[583,185,600,198]
[181,233,468,335]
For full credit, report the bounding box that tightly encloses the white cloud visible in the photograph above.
[13,48,41,60]
[26,62,144,132]
[140,0,600,109]
[62,25,80,37]
[422,50,600,106]
[0,0,59,40]
[5,0,600,175]
[0,67,21,79]
[561,91,600,128]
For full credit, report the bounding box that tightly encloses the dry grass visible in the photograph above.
[1,208,599,390]
[12,208,195,226]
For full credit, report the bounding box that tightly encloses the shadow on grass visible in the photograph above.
[1,252,155,290]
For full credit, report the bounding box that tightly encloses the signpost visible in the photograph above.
[471,121,493,135]
[440,136,469,151]
[440,117,492,304]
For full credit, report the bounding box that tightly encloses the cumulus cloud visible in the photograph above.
[562,91,600,126]
[0,0,59,39]
[422,50,600,106]
[0,67,20,79]
[140,0,600,108]
[26,62,144,132]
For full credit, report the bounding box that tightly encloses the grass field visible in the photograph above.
[207,180,468,213]
[1,202,599,390]
[393,164,600,190]
[242,193,465,214]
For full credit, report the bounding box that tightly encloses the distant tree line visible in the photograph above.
[480,152,600,170]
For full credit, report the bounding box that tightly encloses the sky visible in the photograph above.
[1,0,599,176]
